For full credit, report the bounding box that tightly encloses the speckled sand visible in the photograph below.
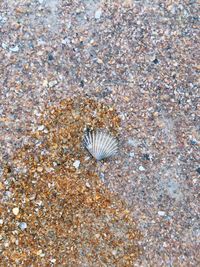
[0,1,199,266]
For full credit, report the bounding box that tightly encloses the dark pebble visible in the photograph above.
[190,140,197,145]
[48,54,54,61]
[143,153,150,160]
[153,58,159,64]
[196,167,200,175]
[80,80,84,88]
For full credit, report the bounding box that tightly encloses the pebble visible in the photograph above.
[5,191,12,198]
[2,43,7,49]
[143,154,150,160]
[85,182,91,188]
[139,166,145,171]
[95,9,102,19]
[0,16,7,24]
[48,80,58,88]
[12,207,19,216]
[38,125,45,131]
[48,54,54,61]
[50,259,56,263]
[158,211,166,216]
[129,152,135,157]
[19,222,27,230]
[0,219,3,225]
[9,45,19,52]
[37,249,45,257]
[43,80,48,87]
[61,37,70,45]
[73,160,80,169]
[196,167,200,175]
[4,241,9,247]
[0,182,4,190]
[37,166,43,172]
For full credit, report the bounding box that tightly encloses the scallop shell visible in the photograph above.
[83,130,118,161]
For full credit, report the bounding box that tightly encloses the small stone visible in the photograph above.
[43,80,48,87]
[73,160,80,169]
[49,80,58,88]
[61,37,69,45]
[0,16,7,24]
[0,219,3,225]
[160,94,170,101]
[19,222,27,230]
[48,54,54,61]
[143,153,150,160]
[153,58,159,64]
[196,167,200,175]
[112,250,117,256]
[5,191,12,198]
[97,58,103,64]
[158,211,166,216]
[95,9,102,19]
[85,182,91,188]
[4,241,9,248]
[139,166,145,171]
[12,207,19,216]
[2,43,7,49]
[190,140,197,145]
[0,182,4,190]
[100,172,105,181]
[9,45,19,52]
[37,166,43,172]
[80,80,84,88]
[129,152,135,157]
[38,125,45,131]
[50,259,56,263]
[37,51,43,56]
[37,249,45,257]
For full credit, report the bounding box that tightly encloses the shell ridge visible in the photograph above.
[84,130,118,160]
[99,133,111,159]
[96,131,103,160]
[94,131,100,159]
[102,135,115,155]
[103,137,118,158]
[98,131,107,159]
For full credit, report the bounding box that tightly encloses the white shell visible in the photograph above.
[83,130,118,160]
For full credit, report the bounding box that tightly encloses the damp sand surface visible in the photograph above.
[0,1,199,266]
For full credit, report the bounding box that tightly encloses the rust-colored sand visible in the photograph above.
[1,98,140,266]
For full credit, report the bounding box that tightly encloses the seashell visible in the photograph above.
[83,130,118,160]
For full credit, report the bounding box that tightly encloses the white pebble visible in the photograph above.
[19,222,27,230]
[0,219,3,225]
[95,9,102,19]
[12,207,19,216]
[2,43,7,49]
[4,241,9,248]
[9,45,19,52]
[85,182,91,188]
[129,152,135,157]
[38,125,45,131]
[139,166,145,171]
[73,160,80,169]
[158,211,166,216]
[48,80,58,88]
